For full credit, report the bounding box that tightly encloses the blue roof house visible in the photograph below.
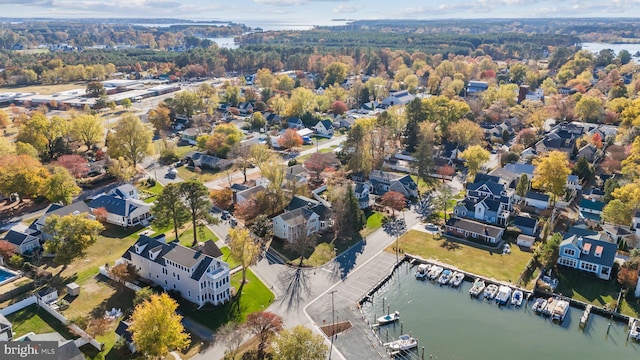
[557,230,616,280]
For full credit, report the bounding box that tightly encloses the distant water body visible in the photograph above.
[581,42,640,63]
[132,20,348,31]
[362,263,640,360]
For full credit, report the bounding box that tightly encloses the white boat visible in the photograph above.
[428,265,444,280]
[483,284,498,299]
[377,311,400,325]
[495,285,512,305]
[532,298,546,313]
[551,300,570,323]
[438,269,452,285]
[580,304,591,328]
[543,297,558,316]
[469,279,486,297]
[415,264,430,280]
[629,318,640,340]
[511,290,524,307]
[450,272,465,287]
[384,334,418,351]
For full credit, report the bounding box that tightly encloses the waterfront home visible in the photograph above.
[602,223,634,245]
[272,195,332,242]
[120,234,230,307]
[557,230,616,280]
[445,217,504,244]
[453,177,512,226]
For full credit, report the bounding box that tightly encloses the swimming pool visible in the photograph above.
[0,266,19,286]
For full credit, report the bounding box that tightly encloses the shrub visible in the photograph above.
[7,254,24,269]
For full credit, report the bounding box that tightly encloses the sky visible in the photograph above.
[1,0,640,27]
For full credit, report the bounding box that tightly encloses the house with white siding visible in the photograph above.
[121,234,230,307]
[88,184,152,227]
[272,195,331,242]
[557,228,616,280]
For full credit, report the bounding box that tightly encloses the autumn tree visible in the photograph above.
[180,180,212,246]
[209,188,233,210]
[323,62,349,87]
[0,241,16,261]
[380,191,406,218]
[437,165,455,183]
[286,87,317,118]
[0,154,50,199]
[447,119,484,147]
[304,152,336,183]
[515,128,537,148]
[43,214,104,272]
[148,106,172,132]
[602,200,632,226]
[86,81,106,98]
[228,228,261,286]
[43,166,81,205]
[17,112,68,160]
[575,95,605,123]
[106,114,153,168]
[278,128,303,150]
[121,98,132,110]
[234,198,262,223]
[228,144,253,183]
[414,122,435,183]
[152,183,190,242]
[271,325,328,360]
[52,155,88,178]
[170,91,204,119]
[0,137,15,156]
[245,311,284,359]
[460,145,490,182]
[129,293,191,358]
[331,100,348,115]
[618,261,639,289]
[532,150,571,206]
[107,156,136,181]
[0,110,10,129]
[109,262,139,287]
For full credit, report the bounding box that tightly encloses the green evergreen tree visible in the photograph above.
[516,174,529,198]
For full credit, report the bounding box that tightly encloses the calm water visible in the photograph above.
[362,263,639,360]
[207,37,238,49]
[581,42,640,64]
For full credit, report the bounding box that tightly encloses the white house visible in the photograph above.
[354,182,371,209]
[313,119,334,138]
[88,185,152,228]
[381,90,415,107]
[121,234,230,307]
[272,195,331,242]
[369,170,418,198]
[0,314,12,341]
[3,228,40,255]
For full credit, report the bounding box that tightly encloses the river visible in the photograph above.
[362,263,639,360]
[581,42,640,63]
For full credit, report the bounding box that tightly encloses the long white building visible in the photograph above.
[121,235,230,307]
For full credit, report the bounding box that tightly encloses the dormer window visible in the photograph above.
[595,246,603,258]
[583,243,591,255]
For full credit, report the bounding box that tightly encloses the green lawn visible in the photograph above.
[555,267,620,310]
[137,181,163,203]
[179,269,274,330]
[177,225,218,247]
[220,246,241,269]
[304,243,336,266]
[362,211,384,237]
[392,230,533,285]
[174,145,198,159]
[6,304,76,339]
[297,146,337,162]
[176,166,225,183]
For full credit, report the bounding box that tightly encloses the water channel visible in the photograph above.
[362,262,639,360]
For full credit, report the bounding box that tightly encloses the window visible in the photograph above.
[580,262,597,272]
[563,248,575,257]
[177,274,180,280]
[558,257,577,268]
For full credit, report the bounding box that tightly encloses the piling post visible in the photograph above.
[383,298,385,312]
[387,305,390,316]
[400,321,403,333]
[421,347,425,359]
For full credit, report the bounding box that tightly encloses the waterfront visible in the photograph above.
[581,42,640,63]
[362,262,639,360]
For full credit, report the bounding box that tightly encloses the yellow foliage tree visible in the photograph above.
[460,145,490,182]
[228,228,261,286]
[532,151,571,206]
[129,293,190,358]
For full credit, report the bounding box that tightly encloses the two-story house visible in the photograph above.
[453,178,512,226]
[557,229,616,280]
[369,170,418,198]
[88,184,152,228]
[121,234,230,307]
[354,182,371,209]
[272,195,331,242]
[313,119,334,138]
[578,198,605,223]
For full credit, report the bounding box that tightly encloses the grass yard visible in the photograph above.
[179,269,273,330]
[6,304,76,339]
[554,267,620,309]
[361,211,384,237]
[391,230,533,284]
[174,145,198,159]
[220,246,241,269]
[176,166,225,183]
[177,225,218,247]
[304,243,336,266]
[297,146,337,162]
[137,180,163,203]
[620,292,640,318]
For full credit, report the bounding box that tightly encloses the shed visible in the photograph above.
[517,234,536,248]
[66,282,80,297]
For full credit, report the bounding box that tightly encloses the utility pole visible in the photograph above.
[329,290,337,360]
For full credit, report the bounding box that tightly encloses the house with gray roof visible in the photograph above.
[369,170,418,198]
[14,332,85,360]
[512,215,539,236]
[558,229,616,280]
[0,313,12,341]
[445,217,504,244]
[381,90,415,107]
[121,234,230,307]
[272,195,332,242]
[524,191,550,209]
[34,201,94,232]
[234,185,266,204]
[354,182,371,209]
[602,223,634,245]
[88,189,152,228]
[115,320,136,353]
[3,228,40,255]
[454,177,513,226]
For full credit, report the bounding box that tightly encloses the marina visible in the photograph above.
[361,260,640,360]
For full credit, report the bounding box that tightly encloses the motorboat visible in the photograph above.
[450,272,465,287]
[415,264,430,280]
[495,285,512,305]
[428,265,444,280]
[511,290,524,307]
[532,298,546,313]
[629,318,640,340]
[483,284,499,299]
[384,334,418,351]
[377,311,400,325]
[469,279,486,297]
[551,300,570,323]
[438,269,452,285]
[543,297,558,316]
[580,304,592,328]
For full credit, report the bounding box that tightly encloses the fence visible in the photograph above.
[0,296,37,316]
[99,265,142,292]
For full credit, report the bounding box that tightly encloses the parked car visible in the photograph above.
[221,211,230,220]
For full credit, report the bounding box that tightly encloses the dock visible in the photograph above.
[580,304,592,329]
